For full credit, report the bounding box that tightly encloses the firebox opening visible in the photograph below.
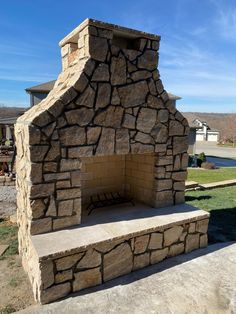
[112,34,140,50]
[80,153,155,221]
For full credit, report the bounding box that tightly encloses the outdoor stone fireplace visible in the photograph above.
[15,19,209,304]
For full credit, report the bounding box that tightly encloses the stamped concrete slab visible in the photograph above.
[17,242,236,314]
[200,179,236,190]
[0,244,9,256]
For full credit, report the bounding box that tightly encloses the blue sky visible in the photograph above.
[0,0,236,112]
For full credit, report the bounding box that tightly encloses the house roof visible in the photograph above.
[0,107,27,125]
[25,80,56,93]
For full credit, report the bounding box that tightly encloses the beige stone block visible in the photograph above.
[103,243,133,281]
[44,172,70,181]
[92,63,109,81]
[169,120,185,136]
[60,159,82,172]
[46,196,57,217]
[180,231,187,242]
[196,219,209,234]
[118,81,148,108]
[73,267,102,292]
[155,190,173,208]
[185,234,200,253]
[136,107,157,133]
[137,50,157,70]
[55,269,73,284]
[96,83,111,109]
[55,253,84,271]
[41,282,71,304]
[94,106,124,128]
[164,226,183,246]
[155,179,172,191]
[96,128,115,155]
[43,162,58,173]
[53,215,80,230]
[175,191,185,204]
[111,54,126,85]
[149,232,163,250]
[30,218,52,235]
[87,127,101,144]
[116,129,130,154]
[172,171,187,181]
[58,200,73,216]
[75,85,95,108]
[65,107,94,126]
[173,136,188,155]
[59,126,86,146]
[168,243,184,257]
[57,188,81,200]
[41,260,54,289]
[31,199,46,219]
[122,113,136,129]
[189,222,196,233]
[133,253,150,270]
[56,180,71,189]
[150,247,168,264]
[200,234,208,248]
[30,182,55,199]
[134,235,149,254]
[155,156,173,166]
[89,36,108,62]
[95,239,123,253]
[76,249,101,269]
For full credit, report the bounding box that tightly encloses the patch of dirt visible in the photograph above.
[0,221,35,313]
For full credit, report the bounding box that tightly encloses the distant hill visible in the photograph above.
[182,112,236,142]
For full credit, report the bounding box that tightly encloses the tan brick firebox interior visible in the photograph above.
[81,153,155,212]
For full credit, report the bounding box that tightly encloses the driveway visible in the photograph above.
[18,242,236,314]
[196,142,236,159]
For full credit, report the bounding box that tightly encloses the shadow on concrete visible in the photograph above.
[208,207,236,243]
[68,242,234,300]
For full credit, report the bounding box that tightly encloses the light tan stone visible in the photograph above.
[149,233,163,250]
[46,197,57,217]
[111,55,126,85]
[41,282,71,304]
[103,242,133,281]
[137,108,157,133]
[68,146,93,158]
[151,124,168,143]
[172,171,187,181]
[135,132,154,144]
[137,50,157,70]
[55,269,73,284]
[164,226,183,246]
[31,199,46,219]
[58,200,73,216]
[118,81,148,108]
[55,253,84,271]
[57,188,81,201]
[59,126,86,146]
[94,106,124,128]
[76,249,101,269]
[169,243,184,257]
[196,219,209,234]
[96,128,115,155]
[155,179,173,191]
[189,222,196,233]
[87,127,101,144]
[41,260,54,289]
[92,63,109,81]
[30,218,52,235]
[185,234,200,253]
[73,267,102,292]
[116,129,130,154]
[75,85,95,108]
[169,120,185,136]
[155,191,173,208]
[29,145,48,163]
[131,70,152,81]
[60,159,81,172]
[89,36,108,62]
[53,215,80,230]
[96,83,111,109]
[133,253,150,270]
[65,108,94,126]
[173,136,188,155]
[200,234,208,248]
[150,247,168,264]
[122,114,136,129]
[134,235,149,254]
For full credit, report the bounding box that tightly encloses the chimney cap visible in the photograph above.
[59,18,160,47]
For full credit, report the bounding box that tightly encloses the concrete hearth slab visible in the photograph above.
[31,203,209,260]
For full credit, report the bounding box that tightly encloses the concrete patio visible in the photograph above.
[17,242,236,314]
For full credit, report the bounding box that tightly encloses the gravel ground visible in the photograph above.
[0,186,16,219]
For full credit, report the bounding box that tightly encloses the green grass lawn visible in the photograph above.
[187,167,236,184]
[186,186,236,243]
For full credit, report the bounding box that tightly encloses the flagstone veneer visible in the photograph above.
[15,18,208,304]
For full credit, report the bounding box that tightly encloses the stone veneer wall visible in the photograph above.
[15,19,190,280]
[35,218,209,304]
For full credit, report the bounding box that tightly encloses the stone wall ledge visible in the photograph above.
[31,203,209,261]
